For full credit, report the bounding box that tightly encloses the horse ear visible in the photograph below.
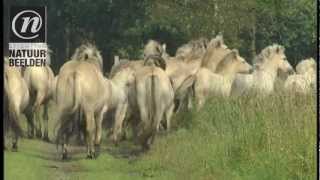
[231,49,239,59]
[215,39,222,48]
[214,34,224,48]
[114,55,120,66]
[275,45,284,54]
[156,58,166,70]
[162,44,167,52]
[84,53,89,60]
[232,49,239,55]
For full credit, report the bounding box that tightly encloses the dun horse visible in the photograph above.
[103,59,136,144]
[194,49,252,108]
[55,43,107,159]
[23,50,55,141]
[231,44,294,96]
[284,58,316,94]
[4,57,30,151]
[132,56,175,150]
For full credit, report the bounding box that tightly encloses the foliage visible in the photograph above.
[3,0,316,71]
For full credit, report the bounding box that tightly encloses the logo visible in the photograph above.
[10,7,46,43]
[9,6,48,67]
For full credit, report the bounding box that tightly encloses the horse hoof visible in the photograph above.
[43,136,50,142]
[112,140,119,147]
[62,153,68,160]
[36,134,42,139]
[94,145,101,158]
[11,144,18,152]
[27,133,34,138]
[86,153,95,159]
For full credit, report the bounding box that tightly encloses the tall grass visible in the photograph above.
[135,93,316,180]
[5,93,316,180]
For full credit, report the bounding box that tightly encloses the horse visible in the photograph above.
[175,37,209,61]
[23,50,55,141]
[4,57,30,151]
[194,49,252,108]
[131,56,175,150]
[284,58,316,94]
[231,44,294,97]
[55,43,107,159]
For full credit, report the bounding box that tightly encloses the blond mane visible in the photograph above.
[71,43,103,70]
[296,58,316,74]
[46,47,52,66]
[175,37,208,61]
[200,34,228,67]
[253,44,285,65]
[143,40,163,59]
[215,49,239,73]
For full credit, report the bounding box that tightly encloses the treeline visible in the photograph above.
[3,0,316,73]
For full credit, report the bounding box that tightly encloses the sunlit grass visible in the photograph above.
[4,93,316,180]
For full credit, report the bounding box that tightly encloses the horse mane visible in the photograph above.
[144,55,166,70]
[201,34,226,67]
[296,58,316,74]
[71,43,103,71]
[109,59,130,78]
[143,39,163,59]
[4,56,9,65]
[175,37,209,61]
[215,49,238,73]
[143,40,167,70]
[253,44,285,65]
[46,46,52,66]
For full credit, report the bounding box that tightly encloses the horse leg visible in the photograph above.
[94,106,107,158]
[34,105,42,138]
[4,97,9,140]
[25,104,35,138]
[34,92,45,138]
[137,104,151,149]
[76,109,84,145]
[42,102,49,142]
[62,132,70,160]
[164,103,174,132]
[112,103,128,144]
[9,108,22,152]
[195,89,205,111]
[57,112,71,160]
[11,130,19,152]
[85,111,95,159]
[187,90,193,110]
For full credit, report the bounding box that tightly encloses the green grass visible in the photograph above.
[5,93,316,180]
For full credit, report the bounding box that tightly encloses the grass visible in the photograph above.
[4,93,317,180]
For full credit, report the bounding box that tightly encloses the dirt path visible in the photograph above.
[5,138,147,180]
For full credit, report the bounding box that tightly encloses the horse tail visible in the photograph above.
[5,73,23,136]
[144,55,166,70]
[151,73,159,130]
[8,101,24,137]
[71,72,81,113]
[140,72,159,147]
[175,74,195,99]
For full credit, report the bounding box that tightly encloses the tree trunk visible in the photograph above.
[65,26,70,59]
[250,14,257,62]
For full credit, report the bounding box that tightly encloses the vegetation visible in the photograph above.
[5,93,316,180]
[3,0,316,72]
[3,0,316,179]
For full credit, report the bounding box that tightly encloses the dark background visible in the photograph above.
[3,0,317,74]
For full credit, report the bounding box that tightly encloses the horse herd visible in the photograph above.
[4,35,316,159]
